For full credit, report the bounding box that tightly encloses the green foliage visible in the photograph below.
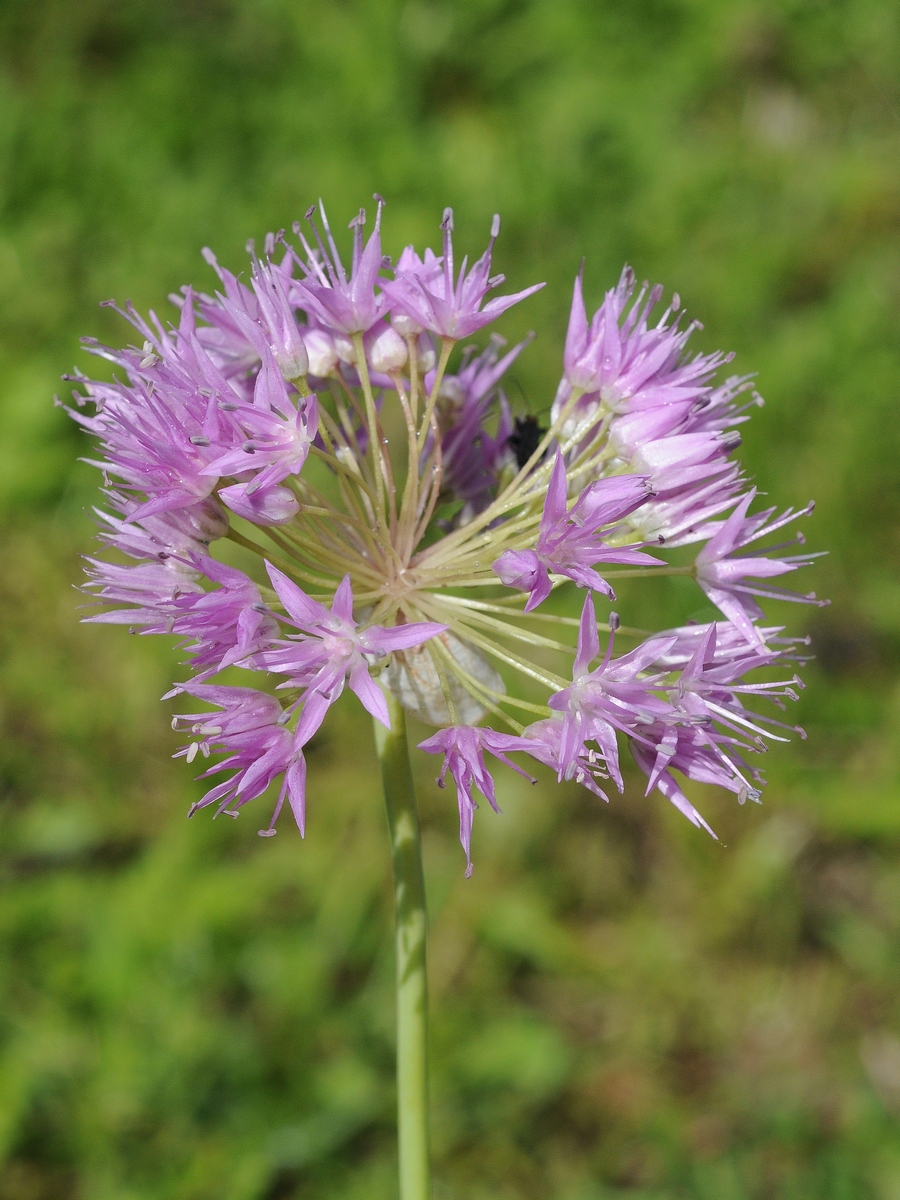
[1,0,900,1195]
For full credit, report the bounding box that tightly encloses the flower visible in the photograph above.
[169,557,280,678]
[172,684,307,835]
[289,200,389,335]
[557,266,733,412]
[545,599,675,792]
[71,200,822,871]
[201,350,318,507]
[382,210,545,340]
[492,449,661,610]
[260,567,448,741]
[695,488,826,648]
[418,726,540,876]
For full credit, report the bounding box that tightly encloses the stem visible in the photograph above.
[374,692,430,1200]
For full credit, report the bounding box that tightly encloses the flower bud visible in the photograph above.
[333,333,357,365]
[304,328,339,377]
[367,323,408,374]
[218,483,300,525]
[392,311,424,337]
[189,496,230,543]
[416,333,436,374]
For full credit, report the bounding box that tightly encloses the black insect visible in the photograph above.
[507,415,547,469]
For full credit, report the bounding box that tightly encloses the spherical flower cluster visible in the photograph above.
[69,198,825,875]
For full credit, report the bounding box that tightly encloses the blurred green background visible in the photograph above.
[1,1,899,1196]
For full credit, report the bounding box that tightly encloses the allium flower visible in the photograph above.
[171,684,307,835]
[290,199,389,335]
[260,567,447,741]
[382,210,544,339]
[71,198,823,871]
[695,488,826,647]
[169,556,280,678]
[419,726,541,876]
[545,599,675,794]
[492,449,661,610]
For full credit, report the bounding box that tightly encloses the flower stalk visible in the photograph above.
[375,689,430,1200]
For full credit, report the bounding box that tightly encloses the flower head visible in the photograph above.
[71,201,822,871]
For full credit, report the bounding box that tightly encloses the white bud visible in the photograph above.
[392,311,424,337]
[333,333,357,365]
[305,328,339,376]
[368,325,408,374]
[416,333,436,374]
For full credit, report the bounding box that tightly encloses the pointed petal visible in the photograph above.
[544,449,568,528]
[331,574,355,624]
[349,658,391,726]
[362,621,447,654]
[574,594,600,675]
[266,563,330,627]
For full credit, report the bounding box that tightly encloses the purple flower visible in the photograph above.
[629,731,720,836]
[247,248,309,380]
[70,299,276,521]
[94,493,230,561]
[546,598,674,790]
[261,567,448,740]
[624,430,740,496]
[191,249,269,380]
[522,717,611,802]
[194,241,309,381]
[492,450,661,610]
[631,713,765,820]
[216,483,300,526]
[290,200,388,335]
[170,557,280,678]
[382,210,544,340]
[621,469,744,548]
[172,684,307,836]
[83,556,204,629]
[695,489,826,648]
[668,622,805,733]
[651,618,812,669]
[202,349,317,509]
[556,266,732,418]
[82,495,233,629]
[418,725,541,876]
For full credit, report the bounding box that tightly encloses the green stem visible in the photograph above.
[374,691,430,1200]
